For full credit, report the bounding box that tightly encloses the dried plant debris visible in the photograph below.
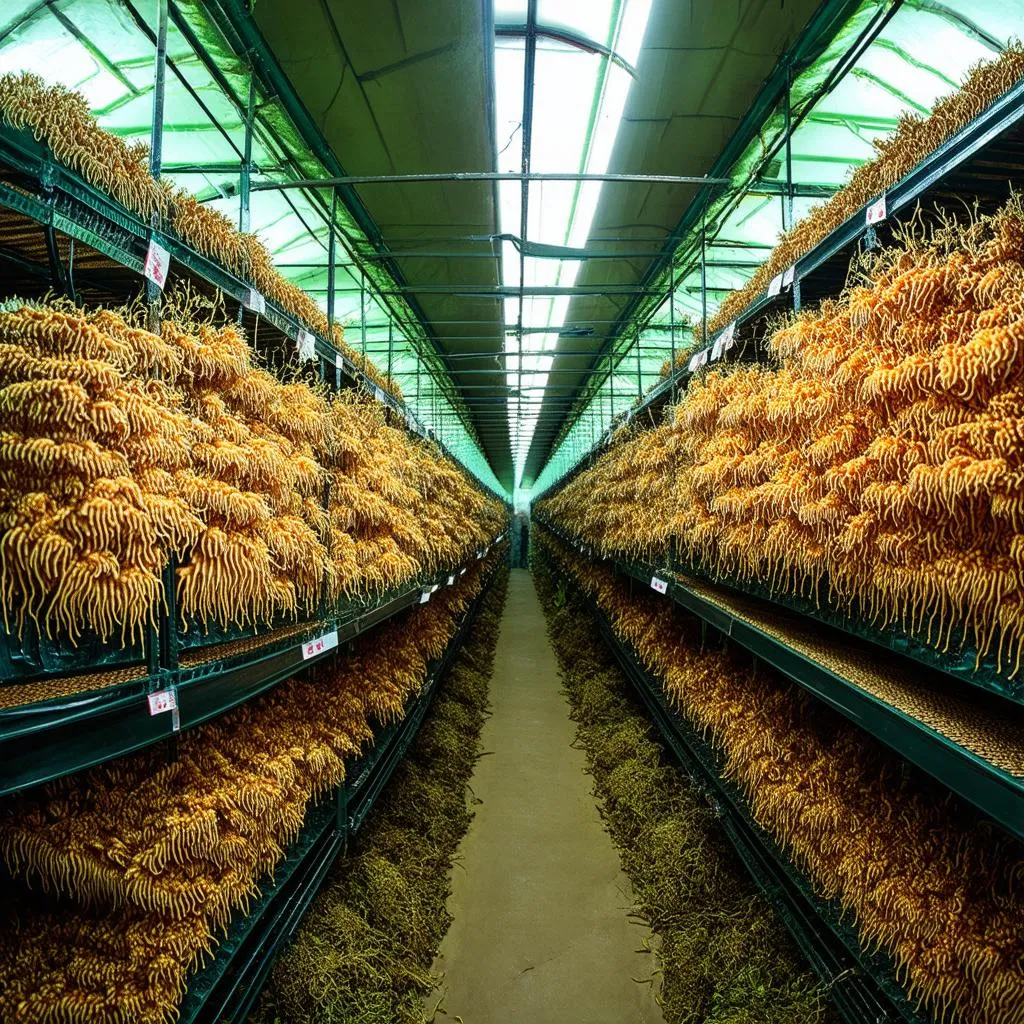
[539,533,1024,1024]
[533,554,831,1024]
[253,571,508,1024]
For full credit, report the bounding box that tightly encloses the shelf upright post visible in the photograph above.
[327,188,340,390]
[669,259,676,402]
[388,318,393,380]
[700,200,708,350]
[240,75,254,234]
[236,72,255,329]
[147,0,178,678]
[359,267,366,372]
[784,59,801,314]
[636,328,642,397]
[146,0,168,337]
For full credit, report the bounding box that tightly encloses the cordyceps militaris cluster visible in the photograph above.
[542,197,1024,679]
[0,558,493,1024]
[0,301,504,648]
[0,72,403,402]
[690,43,1024,347]
[539,530,1024,1024]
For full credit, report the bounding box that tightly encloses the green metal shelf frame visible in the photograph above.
[548,559,928,1024]
[176,562,501,1024]
[0,532,507,797]
[538,71,1024,492]
[533,518,1024,842]
[0,119,438,435]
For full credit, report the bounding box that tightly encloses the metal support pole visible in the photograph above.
[146,0,168,338]
[239,74,255,234]
[147,0,175,678]
[387,319,393,380]
[636,329,642,396]
[669,259,676,400]
[784,60,795,236]
[327,189,341,388]
[359,269,366,369]
[700,202,708,349]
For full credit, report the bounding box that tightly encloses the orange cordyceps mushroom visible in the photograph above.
[539,532,1024,1024]
[541,198,1024,680]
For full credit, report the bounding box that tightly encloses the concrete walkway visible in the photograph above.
[428,569,662,1023]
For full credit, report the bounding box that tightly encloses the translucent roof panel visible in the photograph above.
[494,0,654,487]
[532,0,1024,499]
[0,0,505,497]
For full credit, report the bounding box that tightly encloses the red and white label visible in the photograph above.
[296,329,316,362]
[650,576,669,595]
[144,239,170,290]
[301,629,339,660]
[147,688,177,715]
[245,288,266,315]
[866,194,887,226]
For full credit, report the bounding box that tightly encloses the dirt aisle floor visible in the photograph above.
[428,569,662,1023]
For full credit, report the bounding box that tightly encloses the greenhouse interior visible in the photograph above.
[3,0,1024,1021]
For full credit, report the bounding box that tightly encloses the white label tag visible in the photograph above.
[144,239,170,290]
[866,194,887,226]
[301,629,339,660]
[245,288,266,315]
[767,273,783,298]
[372,385,385,404]
[420,590,431,604]
[296,329,316,363]
[782,265,795,288]
[687,352,701,372]
[650,577,668,595]
[711,337,725,361]
[460,567,467,576]
[335,352,344,369]
[447,575,455,586]
[148,687,177,715]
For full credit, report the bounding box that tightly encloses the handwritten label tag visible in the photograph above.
[301,629,339,660]
[866,194,887,226]
[782,265,795,289]
[650,576,669,595]
[245,288,266,315]
[148,688,177,715]
[767,272,783,298]
[296,329,316,363]
[144,239,170,290]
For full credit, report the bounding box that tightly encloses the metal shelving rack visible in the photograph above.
[0,118,424,428]
[0,531,506,796]
[175,560,503,1024]
[565,584,926,1024]
[534,517,1024,842]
